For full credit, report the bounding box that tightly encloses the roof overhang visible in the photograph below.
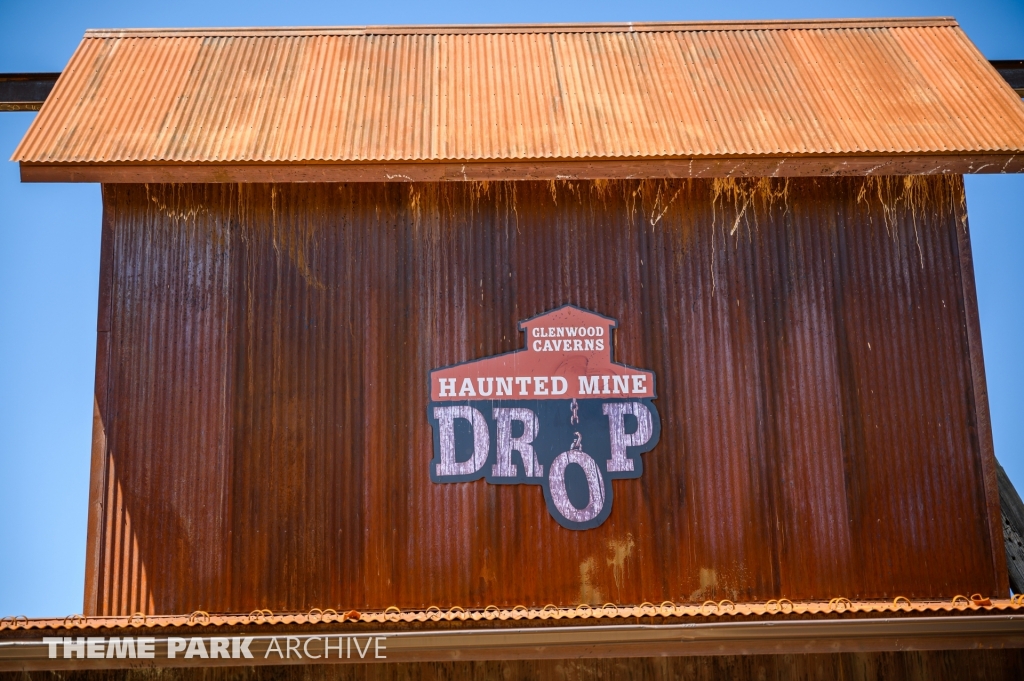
[18,154,1024,184]
[14,18,1024,182]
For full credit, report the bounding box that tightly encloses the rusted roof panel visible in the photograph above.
[12,18,1024,171]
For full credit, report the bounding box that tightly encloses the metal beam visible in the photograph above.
[0,73,61,111]
[991,60,1024,96]
[1,59,1022,113]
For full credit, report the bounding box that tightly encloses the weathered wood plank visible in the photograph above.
[997,461,1024,594]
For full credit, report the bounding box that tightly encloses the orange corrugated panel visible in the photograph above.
[12,19,1024,167]
[3,598,1023,631]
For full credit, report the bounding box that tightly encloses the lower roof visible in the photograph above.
[11,18,1024,182]
[5,595,1020,631]
[2,599,1023,671]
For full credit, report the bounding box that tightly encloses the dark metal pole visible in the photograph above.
[0,73,61,111]
[1,60,1021,112]
[990,60,1024,97]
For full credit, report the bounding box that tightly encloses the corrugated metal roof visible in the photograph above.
[12,18,1024,178]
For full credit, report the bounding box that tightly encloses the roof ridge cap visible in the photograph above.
[83,17,959,39]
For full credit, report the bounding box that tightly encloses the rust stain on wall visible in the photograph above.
[689,568,719,602]
[578,558,604,606]
[606,534,635,595]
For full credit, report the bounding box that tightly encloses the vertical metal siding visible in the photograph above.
[95,186,237,614]
[87,177,1001,615]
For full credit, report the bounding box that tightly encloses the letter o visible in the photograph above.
[548,450,605,524]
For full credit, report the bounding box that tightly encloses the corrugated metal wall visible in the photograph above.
[87,177,1003,616]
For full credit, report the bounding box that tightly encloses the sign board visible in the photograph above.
[428,305,661,529]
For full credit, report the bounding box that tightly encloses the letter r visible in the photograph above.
[492,408,542,477]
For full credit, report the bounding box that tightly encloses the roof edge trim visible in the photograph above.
[82,17,959,38]
[18,154,1024,183]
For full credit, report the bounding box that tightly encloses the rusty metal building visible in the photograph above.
[4,16,1024,680]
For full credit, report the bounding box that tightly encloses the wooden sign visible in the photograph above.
[428,305,661,529]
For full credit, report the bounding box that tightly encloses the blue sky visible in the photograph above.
[1,0,1022,617]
